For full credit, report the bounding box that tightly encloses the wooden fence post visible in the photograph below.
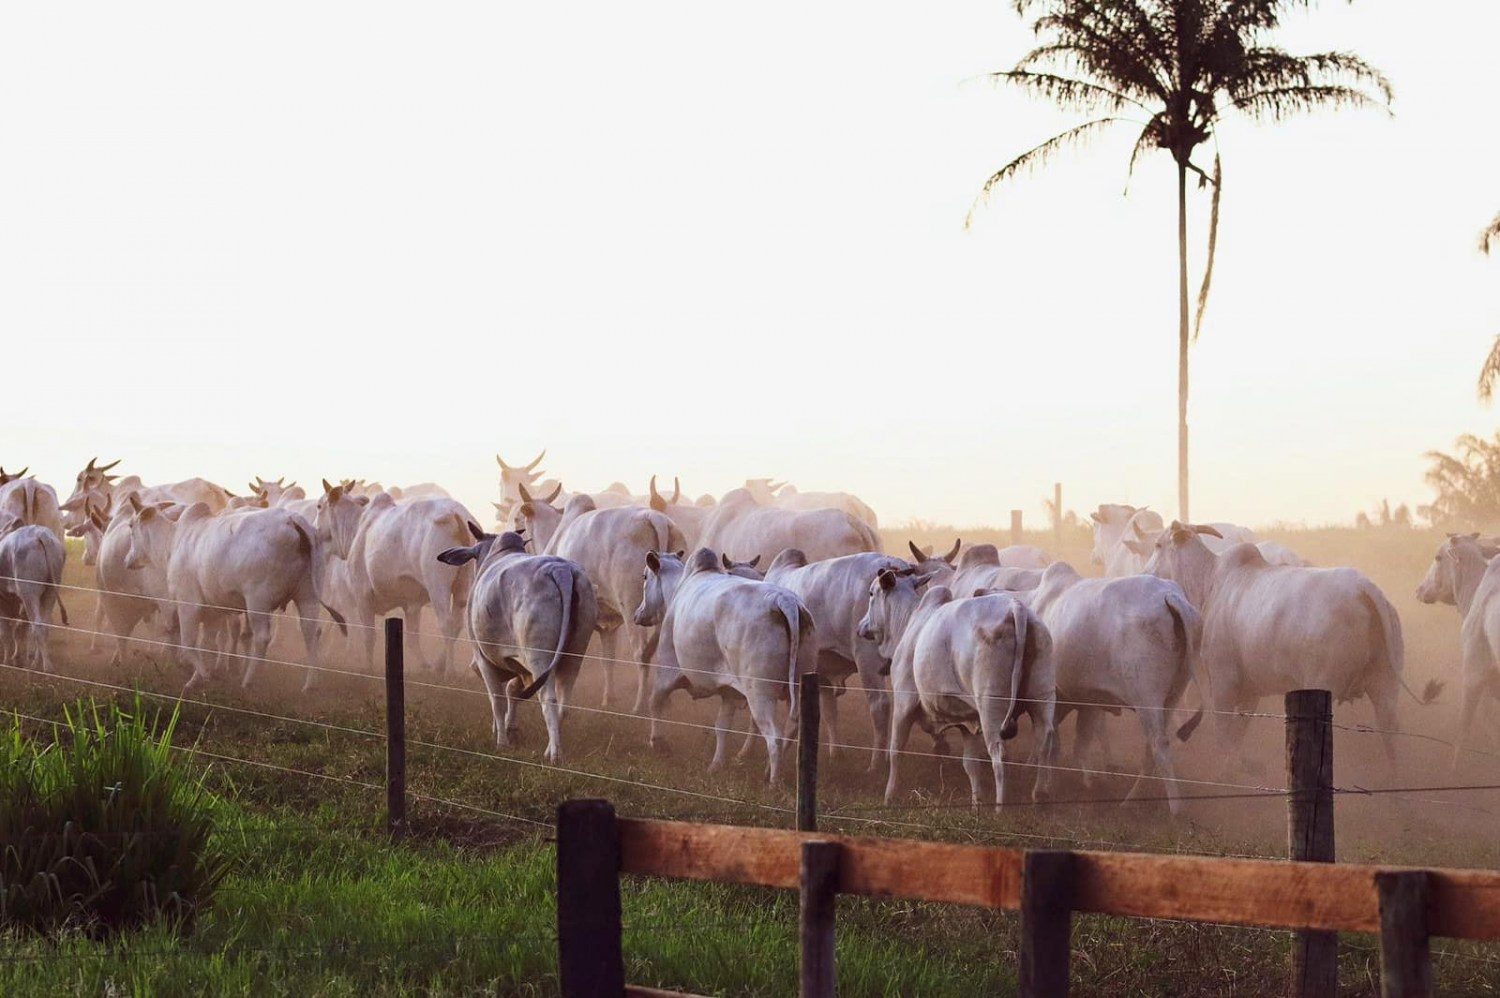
[384,616,406,837]
[1052,482,1063,552]
[557,799,625,997]
[1009,509,1023,547]
[1286,688,1336,997]
[800,840,840,998]
[1019,850,1074,998]
[1376,871,1431,998]
[798,673,821,832]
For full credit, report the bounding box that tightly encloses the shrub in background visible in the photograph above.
[0,699,226,935]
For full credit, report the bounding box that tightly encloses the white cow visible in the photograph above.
[1014,563,1203,814]
[1416,534,1500,767]
[743,479,880,530]
[314,482,483,673]
[515,492,686,709]
[67,499,183,663]
[124,498,346,692]
[700,488,880,567]
[495,451,560,523]
[0,472,64,542]
[1146,521,1420,766]
[648,476,709,549]
[764,548,913,767]
[436,530,599,763]
[0,519,68,672]
[62,458,232,524]
[1091,504,1167,576]
[634,549,816,782]
[857,569,1057,808]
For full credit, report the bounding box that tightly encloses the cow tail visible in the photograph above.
[1164,592,1204,741]
[1358,583,1431,705]
[519,566,575,700]
[290,514,347,635]
[772,594,807,715]
[999,600,1030,739]
[35,535,68,627]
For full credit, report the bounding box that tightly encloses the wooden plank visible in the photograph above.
[800,841,840,998]
[1377,871,1432,997]
[616,818,1500,940]
[1019,851,1074,998]
[558,800,625,997]
[618,819,1021,908]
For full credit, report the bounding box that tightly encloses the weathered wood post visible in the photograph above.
[557,799,625,997]
[1010,509,1023,547]
[1376,870,1431,998]
[798,672,821,832]
[1286,688,1336,997]
[800,840,840,998]
[384,616,407,837]
[1053,482,1063,552]
[1019,849,1075,997]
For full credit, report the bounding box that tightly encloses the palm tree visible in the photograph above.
[969,0,1391,520]
[1476,212,1500,401]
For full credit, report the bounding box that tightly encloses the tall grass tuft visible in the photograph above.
[0,699,226,936]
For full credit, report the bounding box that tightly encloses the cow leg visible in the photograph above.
[821,681,840,761]
[1369,686,1400,771]
[708,696,737,772]
[736,721,759,762]
[1073,707,1107,787]
[358,608,378,672]
[1127,712,1182,815]
[1453,672,1487,773]
[596,627,621,709]
[88,591,104,653]
[629,625,653,715]
[855,644,892,773]
[473,658,512,748]
[241,606,275,689]
[540,674,563,764]
[178,606,212,694]
[291,592,325,693]
[745,684,785,784]
[959,731,990,811]
[884,690,923,804]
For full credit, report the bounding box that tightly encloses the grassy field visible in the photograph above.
[3,523,1499,995]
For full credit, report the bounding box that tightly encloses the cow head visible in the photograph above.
[316,479,370,559]
[123,494,177,570]
[62,457,121,514]
[907,538,960,572]
[1141,521,1221,606]
[857,567,935,660]
[1417,533,1488,607]
[634,550,686,627]
[648,475,683,512]
[65,494,113,566]
[437,524,513,568]
[721,553,763,579]
[511,481,564,545]
[496,450,547,510]
[742,478,787,505]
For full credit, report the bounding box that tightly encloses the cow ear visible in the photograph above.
[645,551,662,573]
[674,549,685,560]
[467,520,486,541]
[137,505,158,522]
[877,569,897,591]
[128,493,143,514]
[914,572,936,590]
[437,546,479,566]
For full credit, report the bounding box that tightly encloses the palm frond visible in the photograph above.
[1230,50,1394,106]
[1193,153,1223,342]
[1229,84,1390,121]
[965,117,1128,229]
[1124,114,1165,193]
[1478,336,1500,404]
[1481,213,1500,256]
[990,69,1147,112]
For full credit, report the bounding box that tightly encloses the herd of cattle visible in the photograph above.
[0,452,1489,813]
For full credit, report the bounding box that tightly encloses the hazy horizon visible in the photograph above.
[3,0,1496,528]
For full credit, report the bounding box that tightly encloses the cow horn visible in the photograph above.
[748,555,761,568]
[85,456,98,472]
[908,540,925,562]
[942,538,961,564]
[542,482,562,503]
[1192,524,1223,539]
[276,476,285,486]
[98,459,120,472]
[649,475,667,512]
[322,478,335,494]
[768,480,787,493]
[524,449,546,472]
[496,453,512,471]
[13,466,27,480]
[518,483,533,502]
[721,553,734,570]
[672,477,681,503]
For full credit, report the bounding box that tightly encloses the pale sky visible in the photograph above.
[2,1,1495,528]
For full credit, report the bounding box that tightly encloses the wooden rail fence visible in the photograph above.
[557,800,1500,997]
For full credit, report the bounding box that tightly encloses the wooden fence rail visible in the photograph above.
[557,802,1500,997]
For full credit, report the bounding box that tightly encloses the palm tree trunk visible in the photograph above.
[1176,159,1190,523]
